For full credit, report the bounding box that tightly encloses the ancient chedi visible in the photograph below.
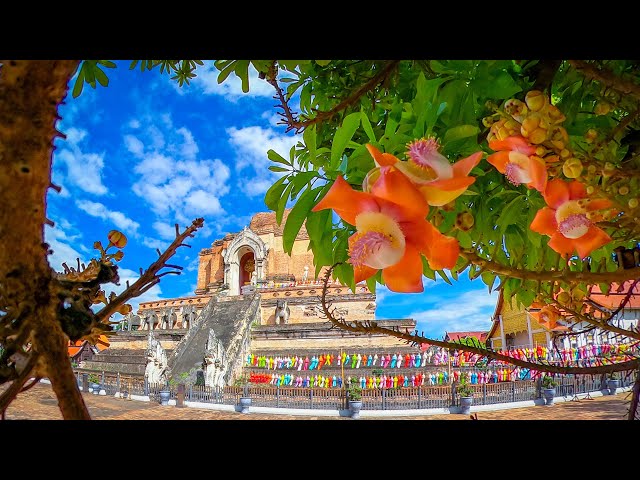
[88,209,415,387]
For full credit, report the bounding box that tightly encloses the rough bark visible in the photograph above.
[0,60,90,419]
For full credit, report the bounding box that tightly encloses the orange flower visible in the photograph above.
[312,173,460,293]
[530,179,613,258]
[529,305,568,331]
[487,135,547,192]
[364,139,482,206]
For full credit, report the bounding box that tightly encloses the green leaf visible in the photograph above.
[264,176,288,211]
[470,68,521,100]
[235,60,251,93]
[98,60,116,69]
[292,171,319,191]
[305,208,331,241]
[437,269,452,285]
[338,154,348,174]
[268,166,289,173]
[365,275,377,293]
[334,262,355,291]
[282,187,320,254]
[443,125,480,145]
[303,124,316,162]
[481,272,497,292]
[315,60,332,67]
[421,256,436,281]
[217,60,238,84]
[330,112,361,169]
[267,149,291,166]
[456,230,472,249]
[360,110,376,143]
[93,66,109,87]
[72,67,85,98]
[83,62,96,88]
[276,181,294,225]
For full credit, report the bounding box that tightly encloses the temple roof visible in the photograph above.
[587,280,640,310]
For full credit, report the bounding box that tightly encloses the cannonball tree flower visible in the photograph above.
[487,135,547,192]
[364,139,483,207]
[530,179,613,259]
[529,305,567,331]
[312,171,460,293]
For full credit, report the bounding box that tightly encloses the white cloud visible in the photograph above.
[185,258,199,272]
[176,127,198,160]
[142,236,170,251]
[226,125,299,197]
[153,221,177,240]
[129,119,140,129]
[261,111,282,127]
[46,225,88,273]
[187,63,275,101]
[54,127,108,195]
[76,200,141,236]
[133,152,174,184]
[124,134,144,156]
[409,288,498,339]
[127,120,232,225]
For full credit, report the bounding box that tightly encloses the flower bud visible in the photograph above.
[525,90,548,112]
[108,230,127,248]
[562,158,583,179]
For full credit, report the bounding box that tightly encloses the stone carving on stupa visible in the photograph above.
[144,331,168,385]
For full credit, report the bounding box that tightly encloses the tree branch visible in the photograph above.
[569,60,640,100]
[267,60,400,133]
[460,249,640,284]
[94,218,204,324]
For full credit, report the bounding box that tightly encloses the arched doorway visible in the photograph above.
[238,248,256,294]
[223,227,269,296]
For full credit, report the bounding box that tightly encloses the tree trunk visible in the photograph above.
[0,59,90,419]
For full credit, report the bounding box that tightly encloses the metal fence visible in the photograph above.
[74,369,637,410]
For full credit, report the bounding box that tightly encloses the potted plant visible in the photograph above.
[159,380,171,406]
[88,373,101,395]
[541,375,558,406]
[607,372,621,395]
[347,378,363,419]
[456,373,474,415]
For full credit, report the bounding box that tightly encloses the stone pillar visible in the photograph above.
[176,384,185,408]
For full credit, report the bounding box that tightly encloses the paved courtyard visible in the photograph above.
[1,382,634,420]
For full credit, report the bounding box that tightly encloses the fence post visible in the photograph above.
[418,387,421,409]
[511,381,515,402]
[382,388,386,410]
[309,388,313,409]
[144,377,149,396]
[482,382,486,405]
[276,386,280,408]
[116,372,121,396]
[189,383,193,402]
[82,373,88,392]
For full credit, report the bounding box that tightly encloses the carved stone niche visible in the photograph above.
[303,305,319,317]
[335,307,348,316]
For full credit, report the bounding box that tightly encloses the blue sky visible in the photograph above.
[45,60,498,340]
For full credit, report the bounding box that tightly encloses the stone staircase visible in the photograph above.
[167,292,261,384]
